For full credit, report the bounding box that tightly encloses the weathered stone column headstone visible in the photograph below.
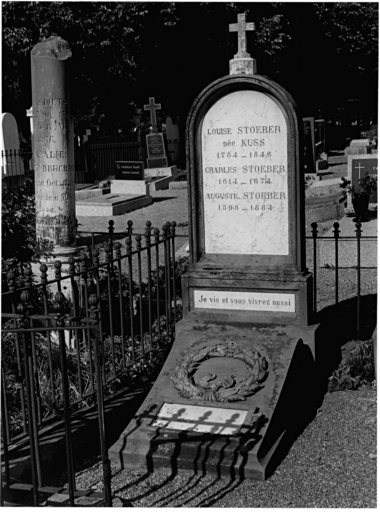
[31,36,76,248]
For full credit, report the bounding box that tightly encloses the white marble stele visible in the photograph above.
[152,403,248,435]
[201,90,288,255]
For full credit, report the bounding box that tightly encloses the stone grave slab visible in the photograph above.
[76,193,152,217]
[111,179,150,196]
[109,320,317,480]
[75,185,109,200]
[345,141,370,156]
[145,165,178,191]
[350,138,371,147]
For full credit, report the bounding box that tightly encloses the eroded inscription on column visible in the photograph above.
[202,90,288,255]
[33,96,75,244]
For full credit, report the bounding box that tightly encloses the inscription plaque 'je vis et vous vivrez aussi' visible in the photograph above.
[202,90,288,256]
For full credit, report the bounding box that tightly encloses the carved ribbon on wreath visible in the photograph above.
[171,342,269,403]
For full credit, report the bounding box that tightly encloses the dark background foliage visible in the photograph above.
[2,2,378,145]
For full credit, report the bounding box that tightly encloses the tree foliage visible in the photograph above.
[2,2,378,142]
[1,181,54,274]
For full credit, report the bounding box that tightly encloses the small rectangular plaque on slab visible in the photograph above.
[115,161,144,180]
[194,290,295,313]
[152,403,248,435]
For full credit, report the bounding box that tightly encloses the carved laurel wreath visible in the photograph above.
[171,342,269,403]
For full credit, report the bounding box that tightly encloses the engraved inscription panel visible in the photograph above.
[146,133,166,157]
[194,290,295,313]
[202,90,288,255]
[33,95,75,244]
[152,403,248,435]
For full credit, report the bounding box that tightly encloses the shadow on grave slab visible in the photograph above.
[109,333,317,481]
[152,196,180,203]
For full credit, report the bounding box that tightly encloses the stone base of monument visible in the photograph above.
[145,166,178,192]
[76,193,153,217]
[147,175,176,193]
[344,146,370,156]
[145,165,177,178]
[305,192,346,226]
[109,318,318,480]
[75,186,110,200]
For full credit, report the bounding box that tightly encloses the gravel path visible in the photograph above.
[70,385,377,507]
[67,152,377,507]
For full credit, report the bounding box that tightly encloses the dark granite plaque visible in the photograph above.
[351,156,378,203]
[115,161,144,180]
[146,133,166,158]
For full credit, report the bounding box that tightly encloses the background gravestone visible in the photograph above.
[347,154,378,206]
[302,117,316,173]
[165,116,180,164]
[1,112,25,184]
[31,36,76,249]
[144,97,168,168]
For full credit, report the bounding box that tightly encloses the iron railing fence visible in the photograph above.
[306,220,377,338]
[2,148,86,188]
[84,140,181,182]
[2,221,179,439]
[1,221,180,505]
[86,142,147,182]
[1,218,376,505]
[1,319,111,507]
[1,149,32,178]
[1,149,34,192]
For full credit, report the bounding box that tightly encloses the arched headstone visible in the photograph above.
[1,113,24,179]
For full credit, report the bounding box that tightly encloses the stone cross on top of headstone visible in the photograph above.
[144,97,161,134]
[229,13,257,76]
[229,13,255,58]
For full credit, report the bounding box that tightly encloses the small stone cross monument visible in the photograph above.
[229,12,257,75]
[143,97,177,181]
[144,97,161,134]
[111,12,319,481]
